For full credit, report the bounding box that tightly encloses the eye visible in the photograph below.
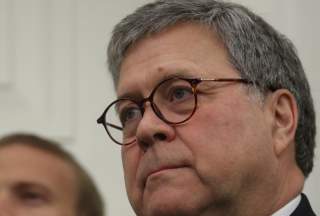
[119,106,142,126]
[13,183,51,207]
[168,86,193,103]
[17,189,49,206]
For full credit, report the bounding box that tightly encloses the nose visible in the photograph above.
[135,105,175,151]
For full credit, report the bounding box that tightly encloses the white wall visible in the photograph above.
[0,0,318,215]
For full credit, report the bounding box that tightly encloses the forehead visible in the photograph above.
[0,144,77,197]
[117,22,237,97]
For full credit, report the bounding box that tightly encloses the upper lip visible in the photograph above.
[149,165,187,176]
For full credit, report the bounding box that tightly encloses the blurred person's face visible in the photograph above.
[117,23,281,216]
[0,144,78,216]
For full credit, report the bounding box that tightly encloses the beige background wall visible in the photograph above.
[0,0,319,215]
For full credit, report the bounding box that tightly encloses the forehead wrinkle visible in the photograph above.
[117,69,196,100]
[117,60,201,100]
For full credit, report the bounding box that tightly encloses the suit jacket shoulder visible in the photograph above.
[290,193,316,216]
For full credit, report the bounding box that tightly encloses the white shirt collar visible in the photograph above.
[272,194,301,216]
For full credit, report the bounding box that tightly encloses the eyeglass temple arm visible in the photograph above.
[200,78,252,84]
[106,122,123,131]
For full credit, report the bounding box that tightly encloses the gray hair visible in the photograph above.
[107,0,316,177]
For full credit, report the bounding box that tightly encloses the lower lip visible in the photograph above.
[144,166,190,188]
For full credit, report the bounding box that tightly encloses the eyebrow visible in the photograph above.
[117,91,142,101]
[117,70,196,100]
[161,70,195,80]
[13,181,53,199]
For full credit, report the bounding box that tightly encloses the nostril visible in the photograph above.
[137,133,167,152]
[153,133,167,141]
[137,139,151,152]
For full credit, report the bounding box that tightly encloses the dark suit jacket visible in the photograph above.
[290,194,316,216]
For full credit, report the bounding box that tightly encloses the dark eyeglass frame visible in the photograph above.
[97,77,253,146]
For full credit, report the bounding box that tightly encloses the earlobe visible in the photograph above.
[269,89,298,156]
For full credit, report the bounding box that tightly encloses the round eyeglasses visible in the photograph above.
[97,77,252,145]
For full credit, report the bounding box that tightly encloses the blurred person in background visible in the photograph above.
[0,133,105,216]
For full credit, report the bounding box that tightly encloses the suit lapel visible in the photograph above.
[290,194,316,216]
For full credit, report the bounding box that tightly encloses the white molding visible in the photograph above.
[0,0,78,142]
[0,0,11,86]
[0,69,10,87]
[45,0,78,141]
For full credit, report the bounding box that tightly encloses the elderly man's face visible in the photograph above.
[117,23,279,216]
[0,145,78,216]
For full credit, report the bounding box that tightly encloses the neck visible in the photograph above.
[269,158,305,215]
[235,153,304,216]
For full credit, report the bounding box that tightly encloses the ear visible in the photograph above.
[267,89,298,157]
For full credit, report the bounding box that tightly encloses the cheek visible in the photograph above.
[180,102,250,153]
[189,98,269,153]
[177,101,272,184]
[121,146,143,208]
[121,147,138,187]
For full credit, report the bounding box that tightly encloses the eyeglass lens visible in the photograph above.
[103,78,196,145]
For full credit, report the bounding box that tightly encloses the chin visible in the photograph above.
[141,188,207,216]
[144,201,194,216]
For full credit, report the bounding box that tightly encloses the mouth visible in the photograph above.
[149,165,188,176]
[142,165,191,187]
